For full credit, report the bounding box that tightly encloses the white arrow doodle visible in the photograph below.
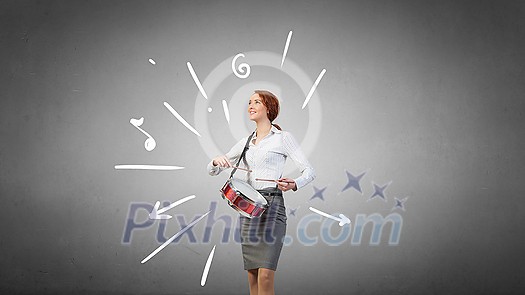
[149,195,196,220]
[309,207,351,227]
[141,211,211,264]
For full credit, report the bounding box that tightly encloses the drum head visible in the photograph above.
[230,179,267,206]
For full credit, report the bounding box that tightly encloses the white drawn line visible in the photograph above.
[114,165,184,170]
[281,30,293,68]
[187,62,208,99]
[302,69,326,109]
[200,245,216,286]
[164,101,202,137]
[222,100,230,124]
[148,58,156,65]
[141,211,211,264]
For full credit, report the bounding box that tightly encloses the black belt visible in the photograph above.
[257,188,282,197]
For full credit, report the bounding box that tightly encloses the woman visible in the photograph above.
[207,90,315,295]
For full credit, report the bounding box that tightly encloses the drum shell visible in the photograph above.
[221,180,268,218]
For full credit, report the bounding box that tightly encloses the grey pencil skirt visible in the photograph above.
[240,189,287,271]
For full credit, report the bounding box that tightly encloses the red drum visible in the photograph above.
[220,179,268,218]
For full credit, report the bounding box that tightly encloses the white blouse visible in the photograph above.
[207,126,316,190]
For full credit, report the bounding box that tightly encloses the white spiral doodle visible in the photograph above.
[194,51,322,164]
[231,53,251,79]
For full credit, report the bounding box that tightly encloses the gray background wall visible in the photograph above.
[1,0,524,294]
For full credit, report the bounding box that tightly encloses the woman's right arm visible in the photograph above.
[207,136,247,176]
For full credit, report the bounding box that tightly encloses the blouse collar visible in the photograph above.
[252,125,281,139]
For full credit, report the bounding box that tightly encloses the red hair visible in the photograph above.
[254,90,281,130]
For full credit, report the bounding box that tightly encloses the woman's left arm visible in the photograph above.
[281,131,316,190]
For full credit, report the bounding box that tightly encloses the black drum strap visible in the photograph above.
[229,131,255,179]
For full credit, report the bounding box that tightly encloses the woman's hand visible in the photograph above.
[277,177,297,192]
[212,155,232,168]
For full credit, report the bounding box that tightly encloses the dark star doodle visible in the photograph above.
[341,170,367,194]
[309,185,327,201]
[288,207,298,217]
[368,181,391,202]
[391,197,409,211]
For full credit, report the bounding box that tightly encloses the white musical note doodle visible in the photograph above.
[129,117,157,151]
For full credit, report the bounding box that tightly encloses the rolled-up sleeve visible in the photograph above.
[282,132,316,190]
[207,136,248,176]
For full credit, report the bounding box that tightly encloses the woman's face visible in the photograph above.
[248,93,269,122]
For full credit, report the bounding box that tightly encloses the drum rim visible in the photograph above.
[228,178,268,205]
